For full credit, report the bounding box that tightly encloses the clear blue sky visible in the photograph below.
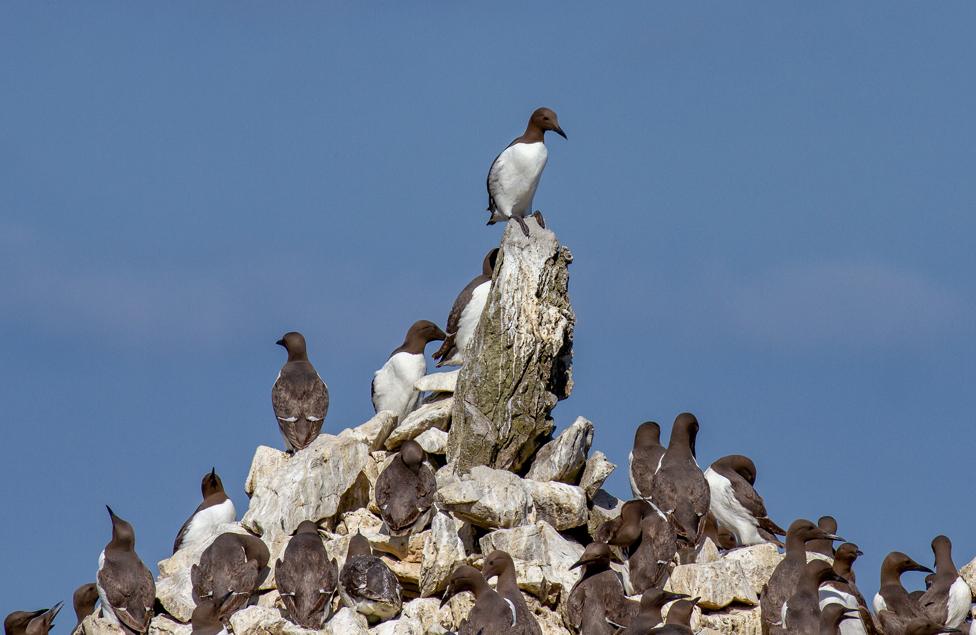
[2,2,974,618]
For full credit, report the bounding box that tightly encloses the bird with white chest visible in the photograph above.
[371,320,446,422]
[486,107,567,236]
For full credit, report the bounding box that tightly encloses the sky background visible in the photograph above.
[2,2,974,623]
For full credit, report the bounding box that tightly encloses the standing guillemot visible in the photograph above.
[703,454,785,547]
[629,421,665,499]
[338,532,402,623]
[190,532,270,624]
[485,107,567,237]
[481,550,543,635]
[272,331,329,453]
[4,604,62,635]
[808,516,840,558]
[648,414,710,554]
[760,518,844,635]
[820,543,876,635]
[874,551,935,633]
[440,565,515,634]
[173,468,236,554]
[597,499,677,593]
[615,588,691,634]
[651,597,700,635]
[432,248,499,367]
[783,560,849,633]
[72,583,99,630]
[371,320,446,420]
[578,591,617,635]
[919,535,973,629]
[96,507,155,634]
[189,599,228,635]
[375,440,437,537]
[275,521,338,629]
[565,542,638,631]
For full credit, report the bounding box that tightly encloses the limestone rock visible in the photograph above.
[447,221,575,473]
[664,556,759,610]
[414,370,459,395]
[242,434,371,542]
[722,543,784,597]
[340,411,400,451]
[413,428,448,455]
[526,416,593,483]
[369,598,456,635]
[480,521,584,606]
[155,521,254,621]
[419,511,473,597]
[384,398,453,450]
[586,489,623,540]
[436,465,534,529]
[522,479,587,530]
[579,451,615,499]
[698,605,763,635]
[960,556,976,596]
[80,616,124,635]
[148,615,190,635]
[229,606,369,635]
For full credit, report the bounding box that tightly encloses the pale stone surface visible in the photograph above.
[229,606,370,635]
[384,398,453,450]
[148,615,191,635]
[723,543,784,597]
[436,465,535,529]
[81,616,124,635]
[697,537,721,564]
[414,370,459,395]
[448,221,574,473]
[579,451,615,499]
[413,427,448,455]
[369,598,458,635]
[242,434,371,542]
[960,556,976,595]
[699,605,763,635]
[155,521,254,621]
[480,521,584,606]
[665,556,759,609]
[526,416,593,483]
[419,511,472,597]
[586,489,623,540]
[523,479,587,530]
[340,411,400,451]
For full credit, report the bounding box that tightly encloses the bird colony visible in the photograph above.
[7,108,976,635]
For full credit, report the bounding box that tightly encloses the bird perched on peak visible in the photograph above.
[704,454,785,547]
[432,248,500,367]
[761,518,845,635]
[338,531,402,623]
[173,467,236,554]
[272,331,329,452]
[375,440,437,536]
[72,583,99,630]
[275,521,338,629]
[371,320,446,421]
[96,507,155,634]
[441,565,515,635]
[481,550,543,635]
[4,603,62,635]
[919,535,972,630]
[629,421,665,499]
[486,107,567,236]
[648,413,710,554]
[191,532,270,625]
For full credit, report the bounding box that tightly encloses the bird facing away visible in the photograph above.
[820,604,860,635]
[648,413,710,552]
[808,516,840,558]
[272,331,330,452]
[760,518,844,635]
[481,550,543,635]
[371,320,446,421]
[432,248,500,367]
[96,506,155,634]
[565,542,640,631]
[72,583,99,630]
[486,107,567,236]
[338,531,402,623]
[629,421,665,499]
[650,597,700,634]
[374,440,437,536]
[173,467,236,554]
[440,565,516,635]
[4,604,62,635]
[704,454,785,547]
[783,560,848,634]
[918,535,972,629]
[191,532,270,624]
[275,520,338,630]
[597,499,677,593]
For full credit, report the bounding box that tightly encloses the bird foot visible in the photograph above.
[513,216,531,237]
[532,210,546,228]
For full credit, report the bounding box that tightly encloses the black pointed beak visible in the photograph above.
[210,467,216,477]
[275,338,285,347]
[569,558,584,570]
[665,591,690,602]
[439,589,453,608]
[553,126,567,139]
[856,549,864,556]
[913,563,935,574]
[824,533,845,542]
[106,505,115,518]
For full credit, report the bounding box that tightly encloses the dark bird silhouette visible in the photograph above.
[481,550,543,635]
[648,414,710,555]
[565,542,638,631]
[275,521,338,629]
[629,421,665,499]
[375,440,436,536]
[191,532,269,624]
[96,507,155,634]
[72,584,99,630]
[272,331,329,452]
[338,531,402,623]
[440,565,515,634]
[4,604,62,635]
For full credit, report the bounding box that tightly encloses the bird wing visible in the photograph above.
[98,559,154,633]
[274,557,304,623]
[433,276,485,362]
[273,365,329,450]
[728,474,768,518]
[416,464,437,510]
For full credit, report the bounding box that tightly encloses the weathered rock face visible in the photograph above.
[436,465,535,528]
[229,606,369,635]
[663,543,782,611]
[447,220,575,473]
[526,416,593,483]
[579,451,615,499]
[242,434,370,542]
[419,511,474,597]
[385,398,454,450]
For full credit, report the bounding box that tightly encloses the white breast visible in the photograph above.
[454,281,491,361]
[488,142,548,217]
[872,593,886,615]
[820,588,868,635]
[372,352,427,421]
[704,468,763,545]
[947,576,972,628]
[180,499,237,551]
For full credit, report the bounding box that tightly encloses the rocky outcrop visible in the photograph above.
[526,416,593,483]
[447,220,575,473]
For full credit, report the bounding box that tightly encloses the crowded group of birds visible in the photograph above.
[6,107,972,635]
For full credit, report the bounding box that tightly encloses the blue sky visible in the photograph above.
[2,2,974,618]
